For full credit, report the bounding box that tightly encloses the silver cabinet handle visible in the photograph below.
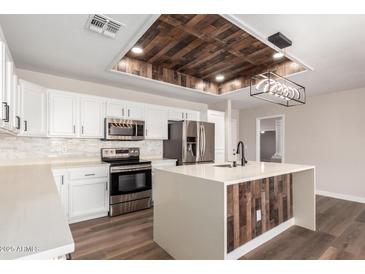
[122,108,125,117]
[24,120,28,132]
[84,173,95,177]
[128,109,130,117]
[73,125,76,134]
[182,113,184,120]
[185,113,188,120]
[81,125,84,135]
[105,182,108,191]
[61,176,64,185]
[16,116,21,130]
[2,102,9,122]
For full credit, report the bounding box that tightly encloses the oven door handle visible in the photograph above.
[111,167,152,173]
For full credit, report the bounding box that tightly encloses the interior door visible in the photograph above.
[199,122,215,162]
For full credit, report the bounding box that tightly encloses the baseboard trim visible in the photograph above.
[316,190,365,204]
[226,218,295,260]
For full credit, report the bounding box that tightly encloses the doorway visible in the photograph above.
[256,115,285,163]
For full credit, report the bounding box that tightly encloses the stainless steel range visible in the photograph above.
[101,147,152,217]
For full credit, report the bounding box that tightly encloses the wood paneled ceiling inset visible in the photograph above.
[113,14,306,94]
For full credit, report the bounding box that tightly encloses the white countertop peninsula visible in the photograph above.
[153,161,316,260]
[0,164,74,259]
[0,158,110,259]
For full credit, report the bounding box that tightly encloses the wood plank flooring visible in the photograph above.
[69,195,365,260]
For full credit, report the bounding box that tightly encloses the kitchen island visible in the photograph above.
[153,161,316,260]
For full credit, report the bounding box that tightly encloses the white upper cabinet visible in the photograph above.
[19,80,47,137]
[106,100,125,118]
[48,89,78,137]
[2,53,13,131]
[186,110,200,121]
[168,107,200,121]
[0,42,5,125]
[145,106,168,140]
[106,99,144,120]
[80,97,104,138]
[125,102,144,120]
[168,108,185,121]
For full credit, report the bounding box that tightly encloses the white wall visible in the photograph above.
[239,87,365,201]
[16,69,208,111]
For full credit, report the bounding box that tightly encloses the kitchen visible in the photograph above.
[0,5,365,273]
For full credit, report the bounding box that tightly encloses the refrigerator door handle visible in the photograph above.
[198,124,202,161]
[202,125,207,157]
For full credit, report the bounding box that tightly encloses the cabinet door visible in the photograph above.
[145,107,168,140]
[106,100,125,118]
[9,74,20,133]
[125,102,144,120]
[68,179,109,220]
[186,110,200,121]
[168,108,185,121]
[80,97,104,138]
[48,90,78,137]
[2,55,13,131]
[0,42,5,124]
[19,80,47,137]
[52,172,68,217]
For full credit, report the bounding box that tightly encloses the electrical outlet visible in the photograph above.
[256,209,262,222]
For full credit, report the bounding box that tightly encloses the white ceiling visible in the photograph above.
[1,14,365,109]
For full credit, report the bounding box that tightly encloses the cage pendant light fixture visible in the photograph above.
[250,32,306,107]
[250,71,306,107]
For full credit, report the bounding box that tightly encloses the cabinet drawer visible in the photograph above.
[68,166,109,180]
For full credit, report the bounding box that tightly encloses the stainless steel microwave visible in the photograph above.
[104,118,145,141]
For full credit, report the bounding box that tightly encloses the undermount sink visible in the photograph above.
[213,164,233,168]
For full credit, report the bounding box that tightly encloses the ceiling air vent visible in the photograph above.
[87,14,123,39]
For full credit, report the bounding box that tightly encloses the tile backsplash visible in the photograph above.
[0,136,163,160]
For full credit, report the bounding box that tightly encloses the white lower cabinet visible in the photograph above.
[52,170,68,217]
[52,165,109,224]
[68,178,109,223]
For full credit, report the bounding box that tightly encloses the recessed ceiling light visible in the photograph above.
[273,52,284,59]
[215,75,225,82]
[131,47,143,54]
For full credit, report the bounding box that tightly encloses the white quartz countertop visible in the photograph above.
[0,164,74,259]
[155,161,315,185]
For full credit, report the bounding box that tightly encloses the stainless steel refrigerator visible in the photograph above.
[163,120,215,165]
